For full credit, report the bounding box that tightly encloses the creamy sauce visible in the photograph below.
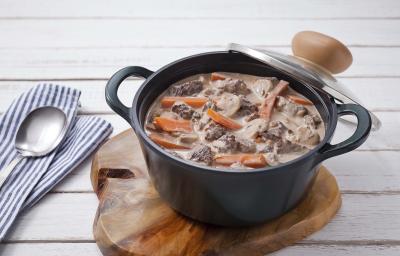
[145,72,325,169]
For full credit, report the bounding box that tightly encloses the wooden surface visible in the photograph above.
[0,0,399,255]
[91,130,341,256]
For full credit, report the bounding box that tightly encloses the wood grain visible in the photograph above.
[91,130,341,255]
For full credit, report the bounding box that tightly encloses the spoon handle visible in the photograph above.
[0,155,24,189]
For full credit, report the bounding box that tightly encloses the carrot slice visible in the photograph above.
[259,80,289,119]
[154,117,193,133]
[287,95,313,105]
[214,154,242,166]
[149,133,190,149]
[215,154,267,168]
[207,108,242,130]
[161,97,208,108]
[210,73,226,81]
[242,154,268,168]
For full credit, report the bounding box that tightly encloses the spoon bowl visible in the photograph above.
[0,106,69,189]
[15,107,68,157]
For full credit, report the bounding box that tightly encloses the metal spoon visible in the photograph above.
[0,106,69,189]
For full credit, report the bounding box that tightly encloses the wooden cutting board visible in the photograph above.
[91,130,341,256]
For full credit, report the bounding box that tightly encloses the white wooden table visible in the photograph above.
[0,1,399,255]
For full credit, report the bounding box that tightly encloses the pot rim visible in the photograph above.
[131,51,338,175]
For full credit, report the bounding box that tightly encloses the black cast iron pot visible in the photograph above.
[105,51,371,226]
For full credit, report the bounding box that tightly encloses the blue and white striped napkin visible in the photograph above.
[0,84,113,240]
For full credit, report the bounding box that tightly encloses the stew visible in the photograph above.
[145,72,325,169]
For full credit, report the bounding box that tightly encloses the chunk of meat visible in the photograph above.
[212,134,238,153]
[304,114,322,129]
[219,79,250,95]
[276,96,308,117]
[215,93,241,117]
[212,134,256,153]
[259,80,289,119]
[205,122,226,141]
[172,103,197,120]
[294,125,321,145]
[192,112,202,120]
[258,140,274,153]
[237,97,259,117]
[259,121,306,154]
[169,80,203,96]
[189,145,214,165]
[275,139,305,154]
[240,118,269,140]
[236,137,256,153]
[262,121,288,141]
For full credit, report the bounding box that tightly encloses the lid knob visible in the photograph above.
[292,31,353,74]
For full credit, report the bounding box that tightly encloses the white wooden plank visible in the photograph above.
[1,243,399,256]
[324,151,400,193]
[341,78,400,111]
[0,243,102,256]
[0,47,398,79]
[0,20,399,48]
[309,194,400,241]
[5,193,98,241]
[4,193,400,242]
[274,245,400,256]
[1,0,399,19]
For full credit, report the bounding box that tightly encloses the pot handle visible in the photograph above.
[316,103,371,162]
[105,66,153,123]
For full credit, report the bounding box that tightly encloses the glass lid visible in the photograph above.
[227,43,381,131]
